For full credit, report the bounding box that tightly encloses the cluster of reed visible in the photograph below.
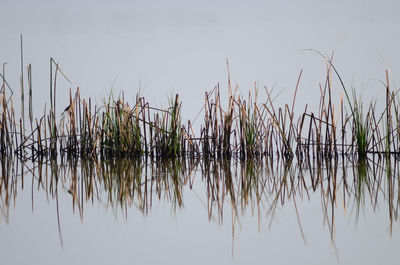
[2,51,400,162]
[5,83,186,160]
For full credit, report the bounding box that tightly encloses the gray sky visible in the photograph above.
[1,0,400,119]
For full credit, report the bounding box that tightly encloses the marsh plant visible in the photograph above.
[2,49,400,162]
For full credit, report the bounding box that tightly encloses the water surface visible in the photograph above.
[0,157,399,264]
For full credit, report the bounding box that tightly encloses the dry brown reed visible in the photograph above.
[1,54,400,162]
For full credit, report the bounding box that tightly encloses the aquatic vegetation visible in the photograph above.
[2,49,400,163]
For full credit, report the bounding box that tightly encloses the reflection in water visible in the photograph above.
[0,156,399,245]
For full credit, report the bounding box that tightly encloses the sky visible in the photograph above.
[1,0,400,119]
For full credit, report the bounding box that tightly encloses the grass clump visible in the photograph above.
[153,94,182,158]
[101,94,143,157]
[352,91,369,158]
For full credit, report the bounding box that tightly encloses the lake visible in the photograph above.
[1,157,399,264]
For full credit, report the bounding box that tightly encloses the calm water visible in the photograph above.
[1,1,400,264]
[0,158,399,264]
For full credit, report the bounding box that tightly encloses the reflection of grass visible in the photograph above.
[354,158,368,217]
[1,154,400,240]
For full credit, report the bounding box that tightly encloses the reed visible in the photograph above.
[2,52,400,163]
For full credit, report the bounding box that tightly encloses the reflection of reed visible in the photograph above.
[0,158,15,222]
[59,158,198,218]
[1,157,400,240]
